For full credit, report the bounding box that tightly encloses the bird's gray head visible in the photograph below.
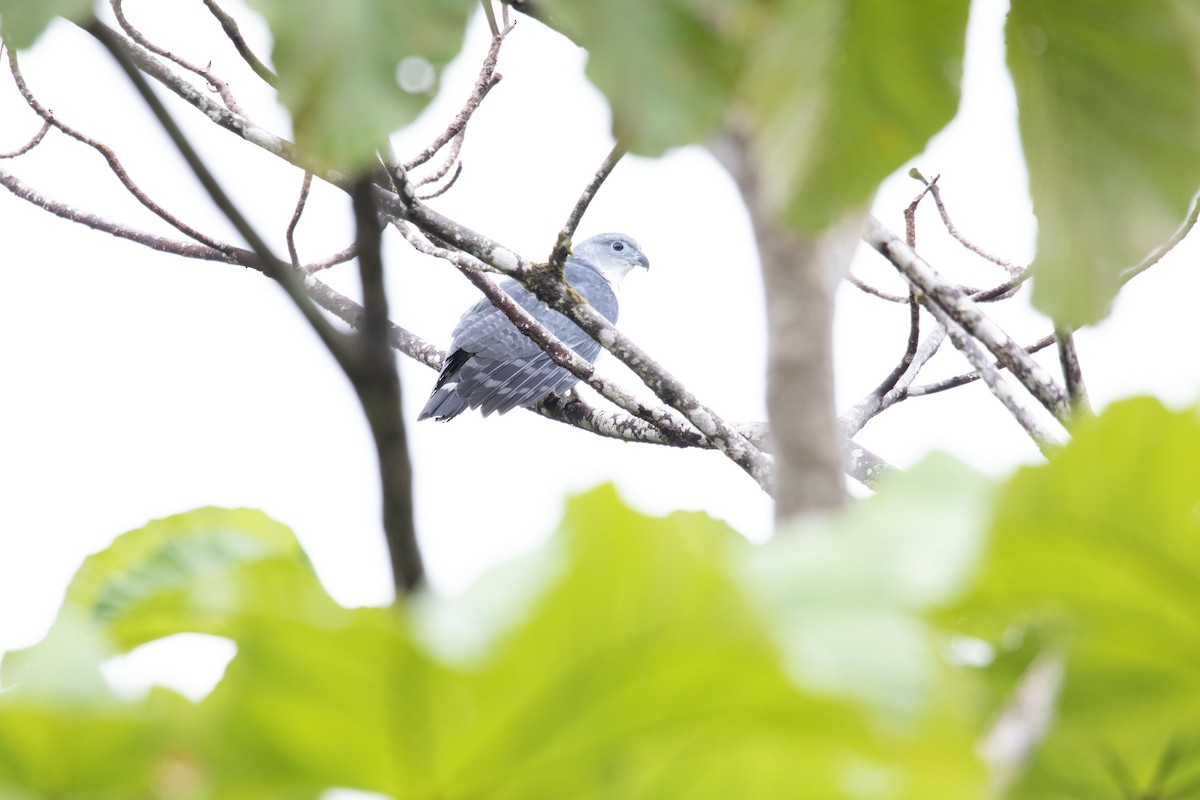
[572,233,650,285]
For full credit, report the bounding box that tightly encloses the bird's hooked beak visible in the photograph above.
[636,251,650,271]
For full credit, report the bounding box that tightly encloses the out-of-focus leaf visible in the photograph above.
[1008,0,1200,325]
[741,453,994,714]
[0,0,93,49]
[540,0,966,228]
[0,619,185,797]
[1,507,332,685]
[741,0,968,230]
[195,606,425,796]
[194,485,989,798]
[538,0,741,156]
[247,0,472,172]
[948,398,1200,797]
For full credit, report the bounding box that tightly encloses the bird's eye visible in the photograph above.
[611,241,626,252]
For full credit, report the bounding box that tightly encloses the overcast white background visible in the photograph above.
[3,0,1199,698]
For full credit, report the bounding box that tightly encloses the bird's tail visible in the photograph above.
[417,387,470,421]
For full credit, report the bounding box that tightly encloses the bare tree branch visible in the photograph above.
[923,296,1063,455]
[201,0,278,86]
[0,118,49,158]
[350,178,423,592]
[6,46,240,254]
[1120,189,1200,284]
[549,142,625,271]
[285,172,313,269]
[88,18,427,593]
[865,216,1072,426]
[401,19,510,172]
[111,0,244,114]
[845,273,908,303]
[83,21,300,163]
[912,168,1024,278]
[841,326,948,437]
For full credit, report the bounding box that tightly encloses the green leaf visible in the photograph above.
[948,398,1200,798]
[0,0,93,49]
[2,507,330,686]
[538,0,741,156]
[0,618,185,797]
[741,0,969,230]
[247,0,472,172]
[740,453,994,715]
[195,606,423,795]
[195,485,988,798]
[1008,0,1200,325]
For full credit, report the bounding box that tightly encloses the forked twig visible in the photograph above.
[201,0,278,86]
[548,142,625,271]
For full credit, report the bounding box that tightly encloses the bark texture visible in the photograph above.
[715,135,850,522]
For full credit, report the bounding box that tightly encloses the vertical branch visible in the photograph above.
[1054,326,1092,418]
[716,134,847,520]
[352,179,423,593]
[89,19,425,594]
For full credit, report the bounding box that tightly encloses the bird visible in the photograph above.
[419,232,650,421]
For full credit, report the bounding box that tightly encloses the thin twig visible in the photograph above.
[417,161,463,200]
[866,216,1071,425]
[924,300,1063,455]
[305,244,358,274]
[87,20,347,356]
[0,119,50,158]
[867,183,928,402]
[906,333,1056,397]
[111,0,244,113]
[0,165,235,261]
[412,131,464,195]
[6,46,238,254]
[286,172,313,269]
[549,142,625,271]
[85,21,298,164]
[845,274,907,303]
[970,270,1031,302]
[1055,326,1092,417]
[401,21,510,171]
[912,168,1023,277]
[840,325,948,437]
[903,172,934,247]
[201,0,278,86]
[1120,190,1200,284]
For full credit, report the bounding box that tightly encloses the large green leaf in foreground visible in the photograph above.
[739,0,968,230]
[1009,0,1200,325]
[0,475,993,798]
[949,398,1200,798]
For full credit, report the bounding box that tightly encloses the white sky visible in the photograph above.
[2,0,1199,684]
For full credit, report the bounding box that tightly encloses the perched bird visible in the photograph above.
[419,232,649,421]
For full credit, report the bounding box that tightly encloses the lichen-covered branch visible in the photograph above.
[865,216,1071,425]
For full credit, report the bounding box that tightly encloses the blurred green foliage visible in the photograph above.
[4,399,1200,797]
[1007,0,1200,326]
